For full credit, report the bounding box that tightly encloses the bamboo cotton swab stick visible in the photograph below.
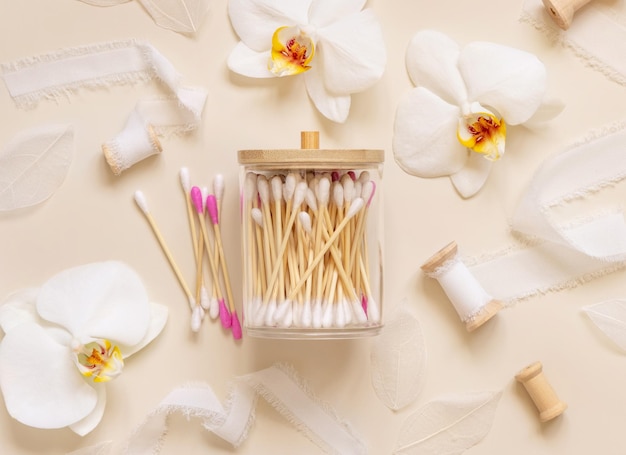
[134,190,195,310]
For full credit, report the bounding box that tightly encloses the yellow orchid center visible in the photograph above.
[457,110,506,161]
[74,339,124,383]
[269,25,315,77]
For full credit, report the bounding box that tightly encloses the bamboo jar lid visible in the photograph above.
[238,131,384,169]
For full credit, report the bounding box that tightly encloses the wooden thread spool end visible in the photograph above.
[515,361,568,422]
[542,0,592,30]
[300,131,319,149]
[103,125,162,176]
[421,241,502,332]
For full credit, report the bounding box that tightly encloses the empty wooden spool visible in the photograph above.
[542,0,593,30]
[516,361,567,422]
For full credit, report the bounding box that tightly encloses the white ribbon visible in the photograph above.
[466,122,626,302]
[69,364,366,455]
[1,40,207,175]
[521,0,626,86]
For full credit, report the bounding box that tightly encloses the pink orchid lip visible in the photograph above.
[268,25,315,77]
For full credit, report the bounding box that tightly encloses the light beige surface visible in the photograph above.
[1,1,626,454]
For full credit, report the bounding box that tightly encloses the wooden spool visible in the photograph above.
[103,124,162,176]
[515,361,567,422]
[421,241,502,332]
[542,0,593,30]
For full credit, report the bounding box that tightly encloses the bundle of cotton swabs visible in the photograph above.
[134,168,241,339]
[243,170,379,329]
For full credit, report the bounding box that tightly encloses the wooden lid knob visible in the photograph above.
[300,131,319,149]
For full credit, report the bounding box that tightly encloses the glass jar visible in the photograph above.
[238,131,384,339]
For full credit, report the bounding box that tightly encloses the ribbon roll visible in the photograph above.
[422,241,503,332]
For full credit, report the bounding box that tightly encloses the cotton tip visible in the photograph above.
[219,298,232,328]
[191,305,204,332]
[351,299,368,324]
[253,301,267,326]
[213,174,224,202]
[188,295,197,312]
[292,181,307,207]
[305,188,318,212]
[342,176,354,203]
[343,298,353,325]
[353,181,362,201]
[200,286,210,310]
[364,181,376,207]
[231,311,242,340]
[367,297,381,323]
[331,171,340,182]
[334,300,346,328]
[332,182,344,209]
[347,171,356,181]
[346,197,364,219]
[209,296,219,319]
[358,170,370,183]
[264,299,277,326]
[316,176,330,206]
[284,172,297,202]
[206,194,219,225]
[322,299,334,328]
[245,172,257,200]
[134,190,149,213]
[257,175,270,204]
[190,186,203,213]
[273,299,291,322]
[302,299,313,328]
[271,175,283,202]
[251,208,264,227]
[201,187,209,211]
[180,167,191,192]
[298,211,312,234]
[311,299,322,328]
[279,303,293,327]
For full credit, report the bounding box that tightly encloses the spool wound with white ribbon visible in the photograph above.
[421,241,503,332]
[103,118,163,176]
[515,361,567,422]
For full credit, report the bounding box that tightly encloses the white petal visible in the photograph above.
[450,152,493,198]
[405,30,467,106]
[523,97,565,128]
[0,288,39,334]
[459,42,547,125]
[227,42,275,78]
[308,0,366,28]
[0,323,97,429]
[36,262,151,346]
[69,385,106,436]
[393,87,466,177]
[228,0,309,51]
[304,65,351,123]
[316,9,386,95]
[121,302,168,358]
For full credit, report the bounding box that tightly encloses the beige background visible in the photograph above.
[1,0,626,454]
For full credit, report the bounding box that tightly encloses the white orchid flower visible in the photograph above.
[0,261,168,436]
[227,0,387,123]
[393,30,561,198]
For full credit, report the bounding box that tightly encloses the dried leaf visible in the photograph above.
[137,0,210,34]
[0,125,73,211]
[394,390,501,455]
[371,305,427,410]
[583,299,626,351]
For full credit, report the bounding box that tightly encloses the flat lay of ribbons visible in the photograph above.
[1,39,207,175]
[466,122,626,303]
[69,364,366,455]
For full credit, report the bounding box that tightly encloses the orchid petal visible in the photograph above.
[0,288,40,334]
[308,0,366,28]
[316,9,386,95]
[393,87,466,177]
[0,323,97,429]
[36,262,151,347]
[228,42,275,78]
[523,97,565,128]
[459,42,547,125]
[405,30,467,106]
[120,302,168,358]
[304,64,351,123]
[228,0,309,51]
[450,152,493,198]
[69,385,107,436]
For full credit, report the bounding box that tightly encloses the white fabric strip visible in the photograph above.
[521,0,626,86]
[70,364,366,455]
[466,122,626,302]
[1,40,207,175]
